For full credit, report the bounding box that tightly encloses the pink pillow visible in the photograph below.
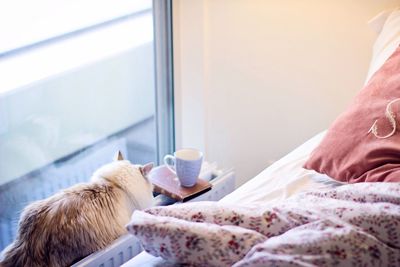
[304,45,400,183]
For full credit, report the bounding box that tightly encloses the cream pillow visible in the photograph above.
[366,8,400,83]
[367,10,393,34]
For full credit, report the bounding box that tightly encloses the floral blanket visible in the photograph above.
[126,183,400,266]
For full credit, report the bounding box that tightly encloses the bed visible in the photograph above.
[77,8,400,267]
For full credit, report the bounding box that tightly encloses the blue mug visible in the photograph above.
[164,148,203,187]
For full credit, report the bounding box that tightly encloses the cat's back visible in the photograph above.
[34,181,128,260]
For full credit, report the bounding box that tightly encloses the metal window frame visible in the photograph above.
[153,0,175,163]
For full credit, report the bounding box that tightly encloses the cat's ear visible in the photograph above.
[114,151,124,161]
[139,162,154,177]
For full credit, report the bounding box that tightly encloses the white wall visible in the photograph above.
[173,0,400,186]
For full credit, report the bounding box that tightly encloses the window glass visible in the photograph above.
[0,0,151,55]
[0,0,162,252]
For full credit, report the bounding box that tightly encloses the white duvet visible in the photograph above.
[128,182,400,266]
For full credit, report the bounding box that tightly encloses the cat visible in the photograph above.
[0,153,154,267]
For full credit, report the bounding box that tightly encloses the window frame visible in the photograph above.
[153,0,175,163]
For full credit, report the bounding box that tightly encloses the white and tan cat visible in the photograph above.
[0,153,154,267]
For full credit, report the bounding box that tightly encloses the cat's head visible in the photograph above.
[91,152,154,210]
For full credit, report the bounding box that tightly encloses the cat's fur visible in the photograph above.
[0,159,154,267]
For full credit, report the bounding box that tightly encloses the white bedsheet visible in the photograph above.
[221,130,341,206]
[123,130,342,267]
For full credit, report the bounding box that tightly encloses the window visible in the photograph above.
[0,0,174,252]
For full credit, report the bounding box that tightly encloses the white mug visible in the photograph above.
[163,148,203,187]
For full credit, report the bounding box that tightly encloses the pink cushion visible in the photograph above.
[304,45,400,183]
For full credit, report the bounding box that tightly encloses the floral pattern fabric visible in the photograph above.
[126,182,400,267]
[127,211,266,266]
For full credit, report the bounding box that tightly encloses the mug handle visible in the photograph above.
[163,154,176,174]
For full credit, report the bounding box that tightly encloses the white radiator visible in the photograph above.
[72,170,235,267]
[72,235,142,267]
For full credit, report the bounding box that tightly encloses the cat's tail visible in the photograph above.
[1,242,22,267]
[0,240,37,267]
[2,200,52,267]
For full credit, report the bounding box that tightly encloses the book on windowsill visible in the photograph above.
[148,165,212,202]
